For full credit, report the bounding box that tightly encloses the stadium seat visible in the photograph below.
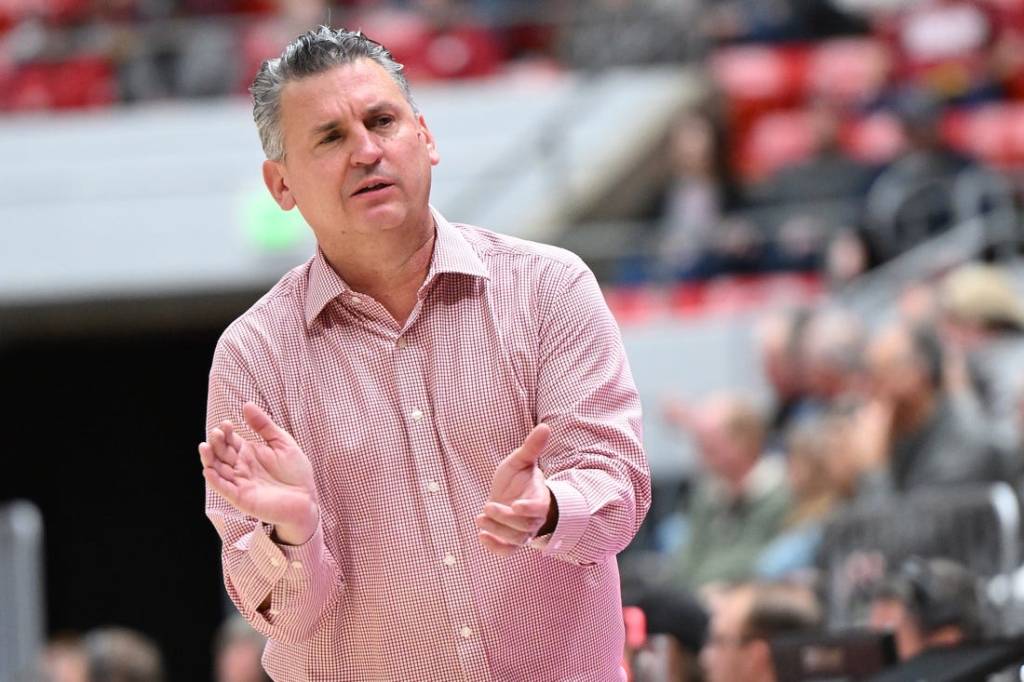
[737,109,816,182]
[806,37,890,106]
[841,112,906,164]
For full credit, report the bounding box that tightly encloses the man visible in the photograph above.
[700,582,822,682]
[868,557,985,661]
[854,322,1003,494]
[670,394,790,589]
[198,26,650,681]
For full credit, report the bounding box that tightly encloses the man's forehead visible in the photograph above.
[280,60,408,124]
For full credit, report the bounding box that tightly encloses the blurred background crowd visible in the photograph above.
[3,0,1024,680]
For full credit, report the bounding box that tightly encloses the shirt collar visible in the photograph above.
[303,206,489,327]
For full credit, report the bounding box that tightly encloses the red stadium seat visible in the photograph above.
[841,112,906,164]
[806,37,890,105]
[3,57,115,111]
[942,103,1024,167]
[710,44,809,134]
[737,109,816,182]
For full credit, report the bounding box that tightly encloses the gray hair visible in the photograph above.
[251,25,415,161]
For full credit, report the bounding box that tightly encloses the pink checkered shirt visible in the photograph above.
[205,209,650,681]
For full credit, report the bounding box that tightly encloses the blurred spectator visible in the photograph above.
[655,110,742,281]
[562,0,696,71]
[876,0,1003,104]
[701,0,866,44]
[40,635,88,682]
[753,100,872,207]
[756,418,849,579]
[82,627,165,682]
[854,321,1004,495]
[868,556,985,661]
[668,394,791,589]
[754,307,812,444]
[823,227,877,288]
[798,306,866,414]
[863,89,974,260]
[700,581,822,682]
[214,615,270,682]
[938,263,1024,478]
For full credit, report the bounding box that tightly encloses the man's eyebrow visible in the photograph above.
[310,119,341,137]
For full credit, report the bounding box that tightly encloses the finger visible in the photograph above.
[483,502,543,534]
[242,402,296,448]
[506,423,551,470]
[208,428,239,466]
[478,530,518,557]
[510,498,550,519]
[220,422,245,452]
[203,467,239,504]
[475,513,531,546]
[198,442,215,469]
[211,458,237,484]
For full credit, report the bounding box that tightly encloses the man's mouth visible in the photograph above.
[353,182,393,196]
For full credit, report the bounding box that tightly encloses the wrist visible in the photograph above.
[272,504,320,546]
[536,487,559,536]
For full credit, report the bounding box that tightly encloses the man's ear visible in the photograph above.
[416,114,440,166]
[263,159,296,210]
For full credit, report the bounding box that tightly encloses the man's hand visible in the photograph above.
[476,423,556,557]
[199,402,319,546]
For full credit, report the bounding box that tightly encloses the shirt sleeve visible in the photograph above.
[528,261,651,565]
[205,336,343,644]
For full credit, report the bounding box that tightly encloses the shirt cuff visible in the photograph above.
[244,521,326,589]
[531,479,588,557]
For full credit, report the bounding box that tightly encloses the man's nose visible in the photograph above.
[350,127,384,166]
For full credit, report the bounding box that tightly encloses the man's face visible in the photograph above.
[866,328,923,404]
[701,594,760,682]
[263,59,440,247]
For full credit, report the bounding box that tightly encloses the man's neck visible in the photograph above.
[321,218,436,326]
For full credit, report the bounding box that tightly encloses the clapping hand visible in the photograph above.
[199,402,320,546]
[476,424,556,557]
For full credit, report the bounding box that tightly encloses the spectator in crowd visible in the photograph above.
[853,321,1003,495]
[798,306,866,416]
[655,110,741,282]
[39,635,88,682]
[669,394,791,589]
[700,581,823,682]
[757,417,849,579]
[753,100,873,208]
[701,0,866,44]
[754,307,812,445]
[214,615,271,682]
[81,627,165,682]
[868,557,985,661]
[863,89,975,260]
[938,263,1024,478]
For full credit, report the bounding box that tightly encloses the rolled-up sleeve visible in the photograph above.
[205,337,343,644]
[530,261,651,565]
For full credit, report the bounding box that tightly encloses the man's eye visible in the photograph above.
[321,133,340,144]
[375,116,394,127]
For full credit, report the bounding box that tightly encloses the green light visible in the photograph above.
[241,189,308,252]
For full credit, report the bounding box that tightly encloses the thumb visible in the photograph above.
[506,423,551,470]
[242,402,295,448]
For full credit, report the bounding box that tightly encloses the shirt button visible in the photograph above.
[396,337,407,350]
[291,561,303,570]
[270,556,281,568]
[443,553,456,566]
[268,609,280,616]
[427,480,440,493]
[410,409,423,421]
[350,295,361,304]
[460,626,473,639]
